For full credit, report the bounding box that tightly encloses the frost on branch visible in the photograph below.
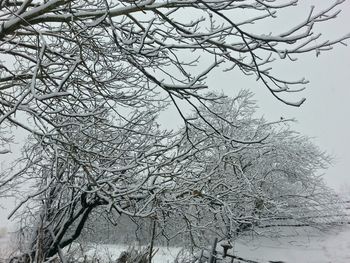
[0,0,349,136]
[0,0,349,261]
[153,91,346,245]
[6,91,346,259]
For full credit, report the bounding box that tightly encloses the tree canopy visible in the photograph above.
[0,0,349,262]
[5,90,347,260]
[0,0,349,138]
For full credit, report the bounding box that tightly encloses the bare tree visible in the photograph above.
[154,91,347,245]
[4,90,348,261]
[0,0,349,133]
[6,105,187,260]
[0,0,349,261]
[0,125,11,154]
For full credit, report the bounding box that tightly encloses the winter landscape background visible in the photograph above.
[1,0,350,262]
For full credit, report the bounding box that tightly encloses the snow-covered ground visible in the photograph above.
[70,244,183,263]
[69,225,350,263]
[81,226,350,263]
[1,225,350,262]
[234,225,350,263]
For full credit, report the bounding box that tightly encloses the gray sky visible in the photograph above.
[203,1,350,191]
[205,40,350,191]
[254,3,350,191]
[1,0,350,230]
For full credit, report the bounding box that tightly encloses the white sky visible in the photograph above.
[199,0,350,191]
[1,0,350,230]
[204,43,350,191]
[244,3,350,191]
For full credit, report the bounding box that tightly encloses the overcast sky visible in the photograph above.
[199,1,350,192]
[244,2,350,191]
[1,0,350,230]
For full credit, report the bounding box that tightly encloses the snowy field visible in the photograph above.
[234,225,350,263]
[1,225,350,262]
[80,225,350,263]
